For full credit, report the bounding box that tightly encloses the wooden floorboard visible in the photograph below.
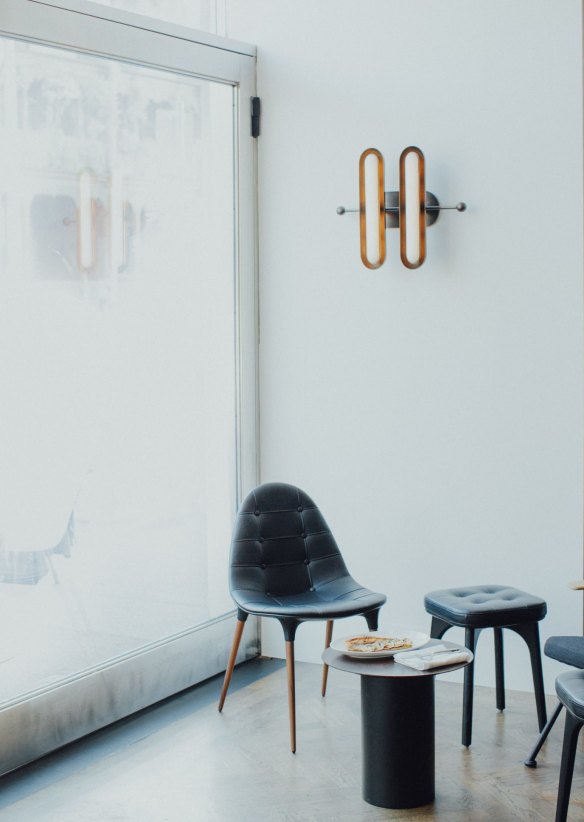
[0,657,582,820]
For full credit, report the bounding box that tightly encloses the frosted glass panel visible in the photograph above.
[0,37,237,703]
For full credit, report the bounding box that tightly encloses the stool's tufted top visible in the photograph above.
[556,671,584,721]
[424,585,547,628]
[229,482,386,620]
[545,636,584,669]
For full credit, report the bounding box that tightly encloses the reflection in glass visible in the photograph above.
[0,37,237,705]
[78,170,96,270]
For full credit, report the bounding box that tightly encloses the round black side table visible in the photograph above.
[322,639,471,809]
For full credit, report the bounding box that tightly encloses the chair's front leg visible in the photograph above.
[555,710,583,822]
[279,618,299,753]
[525,701,563,768]
[286,640,296,753]
[321,620,334,698]
[218,610,248,712]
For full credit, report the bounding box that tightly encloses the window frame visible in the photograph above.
[0,0,259,774]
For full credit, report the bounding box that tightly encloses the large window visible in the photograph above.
[0,0,257,772]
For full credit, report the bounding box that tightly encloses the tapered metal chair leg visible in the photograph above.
[218,617,246,712]
[286,640,296,753]
[525,701,563,767]
[321,620,334,697]
[555,711,583,822]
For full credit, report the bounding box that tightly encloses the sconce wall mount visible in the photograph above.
[337,146,466,270]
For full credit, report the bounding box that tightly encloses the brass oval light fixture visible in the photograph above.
[399,146,426,269]
[359,148,386,270]
[337,146,466,270]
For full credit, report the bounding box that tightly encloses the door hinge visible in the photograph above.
[251,97,260,138]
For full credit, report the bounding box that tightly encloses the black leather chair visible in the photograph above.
[553,670,584,821]
[524,635,584,767]
[217,482,387,752]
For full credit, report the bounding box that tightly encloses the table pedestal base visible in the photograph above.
[361,674,435,809]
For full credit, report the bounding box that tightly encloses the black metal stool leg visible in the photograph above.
[494,628,505,711]
[430,616,451,640]
[463,627,478,747]
[525,701,563,767]
[510,621,547,730]
[555,711,583,822]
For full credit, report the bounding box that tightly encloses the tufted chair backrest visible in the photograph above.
[229,482,349,599]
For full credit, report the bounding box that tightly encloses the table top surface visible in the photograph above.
[322,638,472,678]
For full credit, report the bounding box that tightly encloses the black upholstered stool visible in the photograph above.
[424,585,547,747]
[553,671,584,821]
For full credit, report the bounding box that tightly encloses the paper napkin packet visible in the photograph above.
[393,644,473,671]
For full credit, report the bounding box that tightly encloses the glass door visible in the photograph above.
[0,0,258,773]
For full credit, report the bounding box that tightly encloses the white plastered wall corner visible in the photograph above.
[226,0,584,693]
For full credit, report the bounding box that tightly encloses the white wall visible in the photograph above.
[226,0,583,693]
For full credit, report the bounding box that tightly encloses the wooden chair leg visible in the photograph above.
[555,710,583,822]
[286,640,296,753]
[321,620,334,697]
[218,617,246,712]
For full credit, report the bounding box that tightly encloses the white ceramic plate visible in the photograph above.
[331,629,430,659]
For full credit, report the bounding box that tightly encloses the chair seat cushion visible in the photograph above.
[229,482,386,623]
[424,585,547,628]
[556,671,584,721]
[232,577,386,620]
[545,636,584,668]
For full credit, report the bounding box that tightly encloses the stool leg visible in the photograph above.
[463,627,478,747]
[430,616,451,640]
[525,701,563,768]
[494,628,505,711]
[555,710,583,822]
[510,622,547,730]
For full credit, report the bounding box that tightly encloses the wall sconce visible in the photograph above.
[338,146,466,269]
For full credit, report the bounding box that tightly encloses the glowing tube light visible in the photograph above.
[359,148,386,270]
[399,146,426,269]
